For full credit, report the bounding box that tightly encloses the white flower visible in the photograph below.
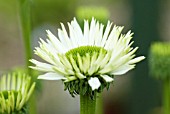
[0,73,35,114]
[30,18,145,93]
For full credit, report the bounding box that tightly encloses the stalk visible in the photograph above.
[80,93,96,114]
[18,0,32,75]
[96,93,103,114]
[163,78,170,114]
[18,0,36,114]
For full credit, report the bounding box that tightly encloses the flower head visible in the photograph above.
[149,42,170,80]
[30,18,145,97]
[0,73,36,114]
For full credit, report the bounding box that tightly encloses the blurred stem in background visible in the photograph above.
[149,43,170,114]
[18,0,32,75]
[163,78,170,114]
[18,0,36,114]
[76,6,110,114]
[129,0,161,114]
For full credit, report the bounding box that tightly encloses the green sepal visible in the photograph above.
[64,75,114,99]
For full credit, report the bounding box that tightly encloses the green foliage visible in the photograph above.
[149,42,170,80]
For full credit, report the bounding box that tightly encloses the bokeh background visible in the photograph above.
[0,0,170,114]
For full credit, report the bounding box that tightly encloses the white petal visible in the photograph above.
[39,39,64,67]
[101,21,112,47]
[93,22,100,46]
[34,47,55,65]
[88,77,101,91]
[60,23,73,49]
[124,30,134,45]
[112,64,135,75]
[99,51,112,69]
[30,59,54,72]
[58,54,73,70]
[68,23,78,48]
[71,18,84,46]
[107,47,138,70]
[128,56,145,64]
[95,23,104,46]
[46,30,67,53]
[38,72,66,80]
[83,20,90,45]
[88,18,96,45]
[100,75,114,82]
[104,26,124,50]
[58,28,71,50]
[94,49,106,66]
[52,67,68,75]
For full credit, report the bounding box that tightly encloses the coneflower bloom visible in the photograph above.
[30,18,145,97]
[0,73,35,114]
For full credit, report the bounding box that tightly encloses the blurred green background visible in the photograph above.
[0,0,170,114]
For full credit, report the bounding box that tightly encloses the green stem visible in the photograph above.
[29,93,37,114]
[96,93,103,114]
[18,1,36,114]
[18,0,32,75]
[163,78,170,114]
[80,94,96,114]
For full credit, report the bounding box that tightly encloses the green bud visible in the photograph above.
[0,73,36,114]
[149,42,170,80]
[76,6,109,25]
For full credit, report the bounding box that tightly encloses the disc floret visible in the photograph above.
[65,46,107,60]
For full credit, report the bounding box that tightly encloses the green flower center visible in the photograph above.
[64,46,113,98]
[0,90,28,114]
[1,90,18,99]
[65,46,107,60]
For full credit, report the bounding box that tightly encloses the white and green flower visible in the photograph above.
[30,18,145,96]
[0,73,35,114]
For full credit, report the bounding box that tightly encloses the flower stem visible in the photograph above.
[18,0,32,75]
[96,93,103,114]
[163,78,170,114]
[18,0,36,114]
[80,93,96,114]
